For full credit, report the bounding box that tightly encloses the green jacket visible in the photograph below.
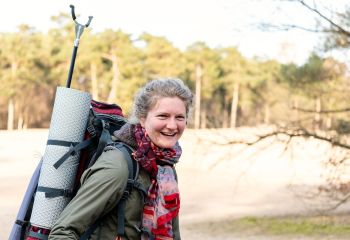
[49,146,181,240]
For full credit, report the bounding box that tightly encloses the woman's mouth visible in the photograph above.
[161,132,177,137]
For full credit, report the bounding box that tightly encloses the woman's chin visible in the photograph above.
[154,140,177,149]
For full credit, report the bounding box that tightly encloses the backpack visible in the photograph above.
[10,99,146,240]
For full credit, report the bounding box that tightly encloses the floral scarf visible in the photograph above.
[133,124,181,240]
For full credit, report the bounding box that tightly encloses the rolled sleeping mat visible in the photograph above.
[30,87,91,229]
[9,159,42,240]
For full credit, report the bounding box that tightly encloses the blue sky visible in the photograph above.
[0,0,348,65]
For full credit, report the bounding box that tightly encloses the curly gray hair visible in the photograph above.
[130,78,193,123]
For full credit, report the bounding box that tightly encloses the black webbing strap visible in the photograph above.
[80,218,102,240]
[94,120,112,162]
[114,142,135,237]
[47,139,79,147]
[116,199,127,237]
[37,186,73,198]
[15,219,28,227]
[52,138,94,169]
[15,219,29,240]
[28,231,49,240]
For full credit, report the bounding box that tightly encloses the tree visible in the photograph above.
[248,59,285,126]
[93,30,145,114]
[184,42,222,128]
[219,47,247,128]
[0,25,49,129]
[281,53,348,130]
[139,33,186,80]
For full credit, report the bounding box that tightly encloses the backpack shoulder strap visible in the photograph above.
[113,142,139,237]
[80,141,142,240]
[113,142,147,196]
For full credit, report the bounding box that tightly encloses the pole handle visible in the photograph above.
[65,5,93,88]
[69,5,77,20]
[86,16,93,27]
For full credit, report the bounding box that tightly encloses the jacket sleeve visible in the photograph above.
[49,149,129,240]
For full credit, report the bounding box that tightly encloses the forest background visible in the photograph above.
[1,0,350,133]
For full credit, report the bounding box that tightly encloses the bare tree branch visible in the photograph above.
[260,0,350,38]
[297,0,350,37]
[324,193,350,211]
[260,23,323,33]
[221,127,350,150]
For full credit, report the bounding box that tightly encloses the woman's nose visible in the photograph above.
[166,118,177,129]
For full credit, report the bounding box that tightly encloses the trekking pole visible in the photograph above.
[66,5,93,88]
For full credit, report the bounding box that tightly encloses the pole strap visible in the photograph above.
[47,139,79,147]
[15,219,28,227]
[37,186,73,198]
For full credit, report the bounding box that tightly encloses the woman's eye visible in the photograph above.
[176,116,185,121]
[157,114,167,119]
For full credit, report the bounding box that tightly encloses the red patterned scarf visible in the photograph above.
[133,124,181,240]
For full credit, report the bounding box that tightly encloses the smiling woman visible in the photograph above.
[49,78,193,240]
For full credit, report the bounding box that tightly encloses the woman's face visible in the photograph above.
[140,97,187,148]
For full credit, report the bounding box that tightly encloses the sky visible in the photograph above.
[0,0,348,65]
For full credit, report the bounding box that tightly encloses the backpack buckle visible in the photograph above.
[121,190,130,200]
[87,124,96,137]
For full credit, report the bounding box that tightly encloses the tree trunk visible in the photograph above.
[102,53,120,103]
[7,98,14,130]
[194,64,202,129]
[230,81,240,128]
[326,117,332,129]
[222,96,228,128]
[17,114,24,130]
[23,112,28,130]
[90,62,99,101]
[201,108,207,129]
[8,59,17,130]
[264,104,270,125]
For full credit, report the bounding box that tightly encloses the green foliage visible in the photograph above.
[139,33,185,80]
[0,16,349,129]
[185,42,222,97]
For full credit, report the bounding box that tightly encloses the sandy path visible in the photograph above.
[1,128,349,239]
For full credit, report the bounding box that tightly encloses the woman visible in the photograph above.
[49,78,193,240]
